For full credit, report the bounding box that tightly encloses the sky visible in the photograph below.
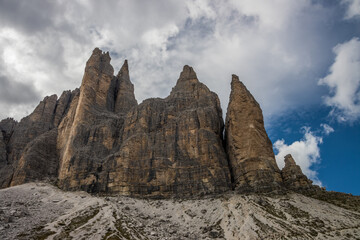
[0,0,359,194]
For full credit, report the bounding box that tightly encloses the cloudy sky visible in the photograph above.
[0,0,359,194]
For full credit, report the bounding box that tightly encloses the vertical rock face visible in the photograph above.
[0,118,17,139]
[57,60,230,197]
[10,129,59,186]
[0,95,58,188]
[0,118,17,187]
[79,47,114,111]
[0,131,6,166]
[113,60,138,113]
[106,65,231,197]
[281,154,314,191]
[0,90,76,188]
[0,118,17,165]
[53,90,74,127]
[225,75,282,192]
[8,95,58,164]
[57,48,121,192]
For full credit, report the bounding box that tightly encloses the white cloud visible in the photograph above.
[142,24,179,48]
[186,0,216,20]
[342,0,360,19]
[229,0,311,30]
[319,38,360,122]
[321,123,334,135]
[274,127,323,186]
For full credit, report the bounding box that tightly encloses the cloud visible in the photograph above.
[0,73,40,120]
[0,0,61,33]
[319,38,360,122]
[274,127,323,186]
[321,123,334,135]
[0,0,357,122]
[0,75,39,104]
[342,0,360,19]
[186,0,216,20]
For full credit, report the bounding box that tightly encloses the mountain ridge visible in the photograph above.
[0,48,343,198]
[1,48,360,239]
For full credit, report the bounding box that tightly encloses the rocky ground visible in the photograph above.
[0,182,360,240]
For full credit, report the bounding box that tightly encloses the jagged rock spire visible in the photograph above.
[225,75,282,192]
[170,65,207,99]
[179,65,197,81]
[113,60,137,113]
[79,48,114,111]
[118,59,129,77]
[281,154,314,190]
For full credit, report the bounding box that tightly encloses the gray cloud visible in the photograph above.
[0,0,359,124]
[0,75,39,104]
[0,0,60,33]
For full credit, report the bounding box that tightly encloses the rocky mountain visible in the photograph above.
[0,48,359,239]
[0,47,318,197]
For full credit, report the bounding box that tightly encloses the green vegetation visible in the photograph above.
[305,191,360,213]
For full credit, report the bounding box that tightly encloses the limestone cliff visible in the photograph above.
[0,131,6,166]
[113,60,138,113]
[0,48,322,197]
[56,54,230,197]
[0,118,17,187]
[57,48,122,192]
[105,65,231,197]
[225,75,282,192]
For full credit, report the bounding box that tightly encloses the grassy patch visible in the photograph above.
[305,191,360,213]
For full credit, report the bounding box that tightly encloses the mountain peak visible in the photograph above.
[281,154,316,191]
[226,73,282,193]
[284,154,297,166]
[118,59,129,76]
[179,65,197,80]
